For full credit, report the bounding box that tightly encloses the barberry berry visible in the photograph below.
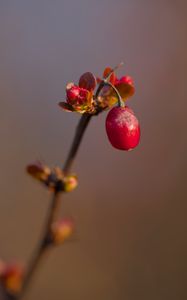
[105,106,140,150]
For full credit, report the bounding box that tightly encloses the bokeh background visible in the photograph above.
[0,0,186,299]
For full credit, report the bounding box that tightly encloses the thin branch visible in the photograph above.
[3,77,111,300]
[63,113,92,175]
[17,192,61,300]
[12,113,94,300]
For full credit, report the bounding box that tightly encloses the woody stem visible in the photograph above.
[3,71,120,300]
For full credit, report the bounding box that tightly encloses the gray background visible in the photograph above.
[0,0,186,299]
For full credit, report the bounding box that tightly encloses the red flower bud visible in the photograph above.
[66,83,93,113]
[66,83,88,106]
[66,83,80,101]
[105,106,140,150]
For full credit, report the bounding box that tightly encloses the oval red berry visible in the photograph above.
[105,106,140,151]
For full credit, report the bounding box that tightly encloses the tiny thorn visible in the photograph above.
[113,62,124,73]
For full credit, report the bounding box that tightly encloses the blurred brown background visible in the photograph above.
[0,0,187,299]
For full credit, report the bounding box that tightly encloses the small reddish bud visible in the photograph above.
[105,106,140,151]
[0,262,24,294]
[51,219,74,245]
[66,83,88,106]
[66,83,81,101]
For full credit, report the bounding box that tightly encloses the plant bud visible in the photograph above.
[66,83,94,113]
[26,161,51,181]
[51,219,74,245]
[66,83,80,101]
[63,175,78,192]
[0,262,24,294]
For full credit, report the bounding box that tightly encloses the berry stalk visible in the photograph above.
[103,81,125,107]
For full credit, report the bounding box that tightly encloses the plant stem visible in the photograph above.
[63,113,92,175]
[3,77,111,300]
[8,113,93,300]
[17,191,61,300]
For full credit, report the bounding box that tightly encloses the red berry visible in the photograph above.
[105,106,140,150]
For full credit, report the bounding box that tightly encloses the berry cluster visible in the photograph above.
[59,65,140,151]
